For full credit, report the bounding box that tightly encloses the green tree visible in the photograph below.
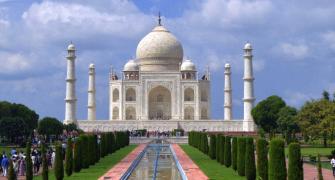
[26,141,33,180]
[216,134,221,162]
[41,143,49,180]
[237,137,246,176]
[209,134,216,159]
[0,117,28,144]
[38,117,63,139]
[204,133,209,155]
[245,137,256,180]
[269,138,286,180]
[322,90,330,101]
[256,138,268,180]
[80,135,89,169]
[8,159,15,180]
[277,106,299,144]
[317,154,323,180]
[54,144,64,180]
[232,137,238,171]
[73,138,82,172]
[63,123,79,132]
[288,143,303,180]
[224,136,231,167]
[251,96,286,133]
[65,138,73,176]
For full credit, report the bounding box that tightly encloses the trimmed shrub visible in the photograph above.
[209,134,216,159]
[317,154,323,180]
[232,137,238,171]
[288,143,303,180]
[220,136,225,164]
[216,134,220,162]
[237,137,246,176]
[245,137,256,180]
[8,159,15,180]
[41,143,48,180]
[80,135,89,169]
[269,138,286,180]
[54,144,64,180]
[204,133,209,154]
[94,135,100,162]
[73,138,82,172]
[256,138,268,180]
[224,136,232,167]
[26,141,33,180]
[65,138,73,176]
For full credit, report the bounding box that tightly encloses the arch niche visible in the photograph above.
[112,89,119,102]
[112,107,119,120]
[126,88,136,101]
[184,88,194,101]
[126,107,136,120]
[148,86,171,120]
[184,107,194,120]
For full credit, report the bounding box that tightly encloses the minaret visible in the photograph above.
[224,63,232,120]
[64,43,77,125]
[243,42,255,124]
[87,63,96,121]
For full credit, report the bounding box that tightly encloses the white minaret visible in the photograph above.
[64,43,77,125]
[87,63,96,121]
[243,42,255,130]
[224,63,232,120]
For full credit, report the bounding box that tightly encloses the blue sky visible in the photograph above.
[0,0,334,121]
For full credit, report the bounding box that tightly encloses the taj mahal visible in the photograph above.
[63,17,256,133]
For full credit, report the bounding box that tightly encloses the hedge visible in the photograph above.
[65,138,73,176]
[216,134,221,162]
[73,137,82,172]
[54,144,64,180]
[220,136,225,165]
[41,143,49,180]
[288,143,303,180]
[237,137,246,176]
[232,137,238,171]
[245,137,256,180]
[269,138,286,180]
[256,138,268,180]
[209,134,216,159]
[224,136,231,167]
[26,141,33,180]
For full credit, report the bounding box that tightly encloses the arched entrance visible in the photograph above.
[148,86,171,120]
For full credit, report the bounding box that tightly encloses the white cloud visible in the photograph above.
[279,43,309,59]
[284,91,313,107]
[0,52,31,74]
[322,31,335,50]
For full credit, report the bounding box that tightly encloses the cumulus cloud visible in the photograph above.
[0,52,31,74]
[284,91,313,107]
[322,31,335,50]
[279,43,309,59]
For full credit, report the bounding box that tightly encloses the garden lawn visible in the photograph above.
[181,145,244,180]
[284,147,333,156]
[34,145,137,180]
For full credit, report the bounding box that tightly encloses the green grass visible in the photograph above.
[284,147,333,156]
[34,145,137,180]
[181,145,244,180]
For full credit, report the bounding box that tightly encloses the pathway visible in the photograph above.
[303,163,334,180]
[171,144,208,180]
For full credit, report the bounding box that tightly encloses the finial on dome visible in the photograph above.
[158,11,162,26]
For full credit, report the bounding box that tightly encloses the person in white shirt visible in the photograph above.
[331,157,335,176]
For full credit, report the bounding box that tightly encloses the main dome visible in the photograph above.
[136,25,183,71]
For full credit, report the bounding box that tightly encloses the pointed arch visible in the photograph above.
[126,106,136,120]
[126,88,136,101]
[112,89,119,102]
[184,88,194,101]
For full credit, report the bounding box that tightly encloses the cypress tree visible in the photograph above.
[94,135,100,162]
[288,143,303,180]
[8,159,15,180]
[41,143,49,180]
[224,136,231,167]
[81,135,89,169]
[65,138,73,176]
[232,137,238,171]
[256,138,268,180]
[111,133,116,153]
[216,135,221,162]
[73,138,82,172]
[204,133,209,154]
[317,154,323,180]
[220,136,225,164]
[269,138,286,180]
[25,141,33,180]
[54,144,64,180]
[209,134,216,159]
[245,137,256,180]
[237,137,246,176]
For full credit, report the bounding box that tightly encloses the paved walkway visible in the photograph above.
[98,144,146,180]
[171,144,208,180]
[303,163,334,180]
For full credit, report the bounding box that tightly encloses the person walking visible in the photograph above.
[1,155,9,176]
[18,156,25,176]
[331,156,335,176]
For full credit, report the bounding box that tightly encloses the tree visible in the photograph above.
[317,154,323,180]
[204,133,209,155]
[224,136,231,167]
[232,137,238,171]
[277,106,299,144]
[65,138,73,176]
[73,138,82,172]
[41,143,49,180]
[237,137,246,176]
[322,90,330,101]
[209,134,216,159]
[26,141,33,180]
[269,138,286,180]
[256,138,268,180]
[38,117,64,140]
[80,135,89,169]
[216,134,221,162]
[0,117,28,144]
[8,159,15,180]
[251,96,286,133]
[288,143,303,180]
[54,144,64,180]
[245,137,256,180]
[64,123,79,132]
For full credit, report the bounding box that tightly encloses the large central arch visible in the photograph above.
[148,86,171,120]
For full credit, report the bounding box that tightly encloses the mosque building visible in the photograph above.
[63,17,256,132]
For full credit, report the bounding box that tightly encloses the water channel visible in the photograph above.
[123,139,186,180]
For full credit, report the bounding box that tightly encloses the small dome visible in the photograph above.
[181,59,196,71]
[67,43,75,51]
[89,63,95,68]
[123,60,139,71]
[225,63,231,68]
[244,42,252,50]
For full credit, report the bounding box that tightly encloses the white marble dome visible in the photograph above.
[67,43,75,51]
[181,59,196,71]
[244,43,252,50]
[123,60,138,71]
[136,25,183,71]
